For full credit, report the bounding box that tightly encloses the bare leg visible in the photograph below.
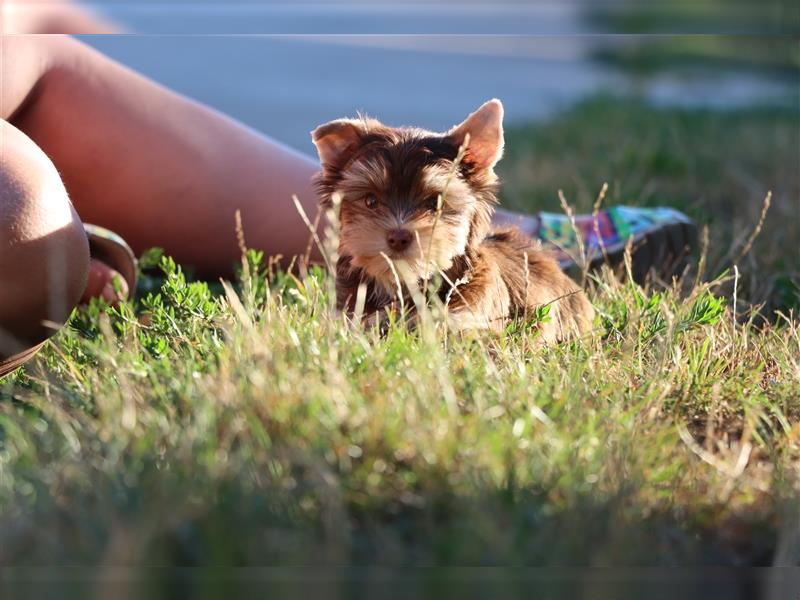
[3,35,322,278]
[3,34,554,278]
[0,119,89,365]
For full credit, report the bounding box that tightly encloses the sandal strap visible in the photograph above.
[83,224,138,294]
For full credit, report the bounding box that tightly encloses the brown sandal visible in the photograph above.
[0,224,137,379]
[0,341,47,379]
[83,224,138,295]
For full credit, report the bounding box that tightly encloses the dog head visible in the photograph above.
[312,99,504,289]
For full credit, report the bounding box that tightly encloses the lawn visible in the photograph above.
[1,97,798,596]
[498,96,799,313]
[584,0,799,75]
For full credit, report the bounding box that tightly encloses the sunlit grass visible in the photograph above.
[0,97,798,576]
[498,96,799,313]
[1,245,797,568]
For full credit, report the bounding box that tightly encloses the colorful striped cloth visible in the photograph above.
[537,206,693,263]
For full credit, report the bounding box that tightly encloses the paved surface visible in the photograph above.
[83,3,794,154]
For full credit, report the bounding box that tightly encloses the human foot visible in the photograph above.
[81,258,129,305]
[82,224,137,305]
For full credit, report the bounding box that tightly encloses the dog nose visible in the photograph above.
[386,228,413,252]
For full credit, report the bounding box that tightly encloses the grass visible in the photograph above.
[591,37,800,78]
[584,1,800,74]
[498,96,799,313]
[0,97,799,595]
[585,0,798,35]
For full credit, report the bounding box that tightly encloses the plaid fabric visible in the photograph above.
[537,206,691,260]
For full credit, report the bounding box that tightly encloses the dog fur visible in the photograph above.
[312,99,593,342]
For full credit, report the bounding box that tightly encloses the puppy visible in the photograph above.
[312,99,593,342]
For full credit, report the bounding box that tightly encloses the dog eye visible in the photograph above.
[364,194,378,209]
[424,195,441,212]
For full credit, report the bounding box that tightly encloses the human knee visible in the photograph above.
[0,121,89,357]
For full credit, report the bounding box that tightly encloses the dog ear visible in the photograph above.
[311,119,368,169]
[446,99,504,170]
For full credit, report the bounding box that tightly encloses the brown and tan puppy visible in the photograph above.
[312,99,593,342]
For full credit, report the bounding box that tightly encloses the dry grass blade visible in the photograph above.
[732,190,772,267]
[234,209,250,280]
[558,189,588,284]
[222,280,254,331]
[303,206,323,270]
[591,182,610,266]
[379,251,405,315]
[293,194,334,273]
[693,224,710,290]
